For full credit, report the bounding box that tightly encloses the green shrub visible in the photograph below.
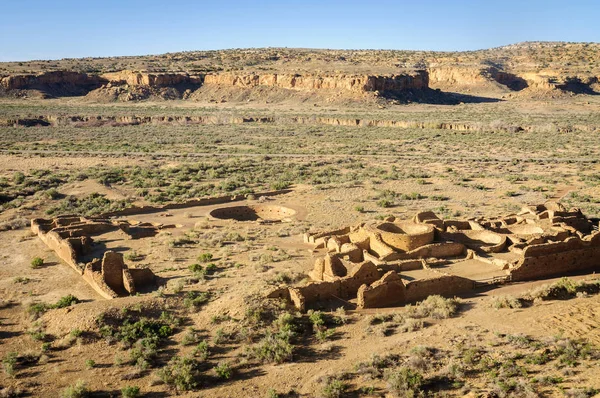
[308,310,326,328]
[188,263,203,273]
[193,340,210,360]
[2,352,17,376]
[250,332,293,364]
[204,263,218,274]
[271,181,291,190]
[407,295,459,319]
[214,362,233,379]
[85,359,95,369]
[197,253,213,263]
[377,199,393,208]
[31,256,44,268]
[121,385,141,398]
[45,188,61,199]
[385,367,424,397]
[156,356,199,392]
[27,302,49,320]
[13,172,25,184]
[129,337,159,369]
[183,291,210,311]
[61,380,90,398]
[54,294,80,308]
[321,377,348,398]
[490,295,522,309]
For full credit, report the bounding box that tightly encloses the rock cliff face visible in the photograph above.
[202,71,428,93]
[428,65,599,95]
[101,70,202,87]
[1,65,596,102]
[0,71,104,97]
[0,71,103,90]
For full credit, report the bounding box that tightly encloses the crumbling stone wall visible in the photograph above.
[511,233,600,281]
[404,275,475,303]
[290,202,598,310]
[32,217,159,300]
[101,252,125,293]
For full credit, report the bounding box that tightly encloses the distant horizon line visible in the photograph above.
[2,40,599,64]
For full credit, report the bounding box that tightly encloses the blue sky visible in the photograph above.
[1,0,599,61]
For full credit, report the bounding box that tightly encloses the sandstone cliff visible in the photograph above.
[0,71,104,97]
[101,70,202,87]
[202,71,428,93]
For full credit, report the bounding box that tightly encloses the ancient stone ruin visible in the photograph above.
[269,202,600,311]
[209,204,296,223]
[31,216,163,299]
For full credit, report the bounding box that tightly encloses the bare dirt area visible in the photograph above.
[1,45,600,397]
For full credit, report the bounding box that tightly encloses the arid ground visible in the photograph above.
[1,43,600,397]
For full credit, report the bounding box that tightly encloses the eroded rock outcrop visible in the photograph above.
[202,71,428,93]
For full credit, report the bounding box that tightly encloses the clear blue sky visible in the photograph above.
[1,0,599,61]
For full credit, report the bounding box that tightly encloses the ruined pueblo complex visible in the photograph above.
[2,38,600,397]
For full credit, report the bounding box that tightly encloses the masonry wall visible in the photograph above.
[511,233,600,281]
[404,275,475,303]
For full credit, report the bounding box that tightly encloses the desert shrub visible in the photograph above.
[400,192,425,200]
[554,338,593,366]
[120,386,141,398]
[169,236,196,247]
[61,380,90,398]
[308,310,326,329]
[526,277,585,301]
[30,256,44,268]
[47,192,129,217]
[321,376,348,398]
[2,352,17,377]
[214,362,233,379]
[377,198,393,208]
[490,295,522,309]
[385,367,424,397]
[250,332,293,364]
[406,295,459,319]
[183,291,210,311]
[333,307,348,325]
[124,251,143,262]
[181,328,201,346]
[398,317,424,333]
[13,172,25,184]
[193,340,210,360]
[117,319,172,345]
[129,337,159,369]
[188,263,203,273]
[271,181,291,190]
[54,294,80,308]
[204,263,218,274]
[197,253,213,263]
[26,302,49,320]
[315,329,335,342]
[85,359,95,369]
[45,188,61,199]
[156,356,199,392]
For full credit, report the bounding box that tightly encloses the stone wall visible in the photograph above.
[511,233,600,281]
[404,274,475,303]
[32,217,159,300]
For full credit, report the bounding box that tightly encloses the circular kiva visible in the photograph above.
[442,230,506,252]
[506,224,545,236]
[209,205,296,222]
[375,221,435,252]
